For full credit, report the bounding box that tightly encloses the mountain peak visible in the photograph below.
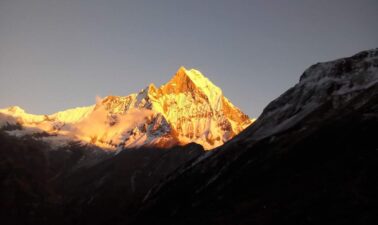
[0,67,253,150]
[162,67,222,104]
[169,66,192,83]
[171,67,218,90]
[177,65,187,73]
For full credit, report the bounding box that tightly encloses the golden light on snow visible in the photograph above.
[0,67,254,150]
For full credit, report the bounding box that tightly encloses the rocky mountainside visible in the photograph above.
[129,48,378,225]
[0,49,377,225]
[0,67,252,150]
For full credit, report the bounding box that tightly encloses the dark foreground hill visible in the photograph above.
[0,130,203,225]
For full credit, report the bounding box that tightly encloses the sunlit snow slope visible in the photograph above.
[0,67,253,150]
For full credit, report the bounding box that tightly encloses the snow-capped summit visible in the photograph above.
[146,67,252,149]
[0,67,253,150]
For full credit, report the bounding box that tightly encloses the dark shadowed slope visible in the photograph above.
[0,128,204,225]
[59,143,204,225]
[131,49,378,225]
[0,130,111,225]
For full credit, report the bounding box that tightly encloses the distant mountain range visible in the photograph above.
[0,67,253,150]
[0,48,377,225]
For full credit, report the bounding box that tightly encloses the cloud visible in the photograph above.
[0,97,156,149]
[65,104,154,148]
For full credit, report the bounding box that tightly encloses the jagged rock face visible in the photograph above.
[0,67,253,150]
[147,67,252,149]
[92,67,253,149]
